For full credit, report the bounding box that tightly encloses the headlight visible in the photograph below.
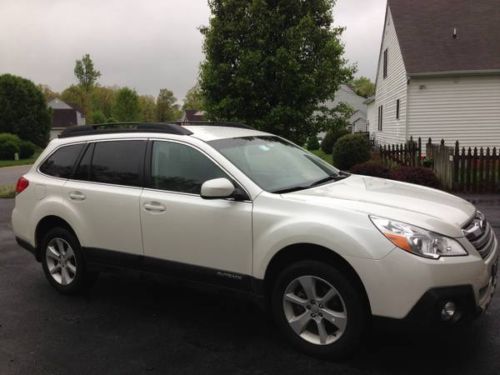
[370,216,467,259]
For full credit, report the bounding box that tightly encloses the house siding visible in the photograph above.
[408,75,500,149]
[373,7,408,145]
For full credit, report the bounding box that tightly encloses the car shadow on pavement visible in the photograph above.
[48,269,497,375]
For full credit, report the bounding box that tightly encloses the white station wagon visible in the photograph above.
[12,123,498,358]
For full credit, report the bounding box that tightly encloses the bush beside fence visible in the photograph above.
[379,137,500,193]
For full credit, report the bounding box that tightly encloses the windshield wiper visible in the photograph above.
[272,173,350,194]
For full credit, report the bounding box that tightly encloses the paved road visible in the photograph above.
[0,198,499,375]
[0,165,31,185]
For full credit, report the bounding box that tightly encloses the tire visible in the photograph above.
[40,227,97,294]
[271,260,367,359]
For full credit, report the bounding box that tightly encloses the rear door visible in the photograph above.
[63,139,147,263]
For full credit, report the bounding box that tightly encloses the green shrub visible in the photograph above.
[320,128,350,154]
[350,161,391,178]
[19,140,36,159]
[0,140,20,159]
[306,135,320,150]
[390,166,440,189]
[332,134,371,170]
[0,133,21,145]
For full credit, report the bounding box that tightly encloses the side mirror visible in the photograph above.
[201,178,235,199]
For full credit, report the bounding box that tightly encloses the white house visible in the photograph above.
[47,98,85,139]
[319,84,368,140]
[371,0,500,149]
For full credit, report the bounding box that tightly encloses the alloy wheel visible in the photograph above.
[283,275,348,345]
[45,238,78,286]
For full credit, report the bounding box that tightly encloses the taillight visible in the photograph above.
[15,176,29,194]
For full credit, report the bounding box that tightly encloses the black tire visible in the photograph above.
[271,260,367,359]
[40,227,97,294]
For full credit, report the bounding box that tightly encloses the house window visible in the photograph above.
[383,49,388,78]
[396,99,400,120]
[378,105,383,131]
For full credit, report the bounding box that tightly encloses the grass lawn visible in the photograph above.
[0,184,15,199]
[311,149,333,165]
[0,150,41,168]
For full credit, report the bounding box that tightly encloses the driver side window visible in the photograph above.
[151,141,227,194]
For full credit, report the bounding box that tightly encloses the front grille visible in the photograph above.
[462,211,495,259]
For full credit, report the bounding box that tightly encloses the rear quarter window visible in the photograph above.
[39,144,85,178]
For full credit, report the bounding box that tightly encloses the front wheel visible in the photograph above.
[41,227,96,294]
[271,260,367,359]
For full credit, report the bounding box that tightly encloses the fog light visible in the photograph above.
[441,301,457,321]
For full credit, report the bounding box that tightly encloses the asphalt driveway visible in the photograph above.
[0,165,31,185]
[0,197,499,375]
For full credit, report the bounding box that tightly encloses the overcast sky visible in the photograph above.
[0,0,386,101]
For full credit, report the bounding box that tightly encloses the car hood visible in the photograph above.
[284,174,475,238]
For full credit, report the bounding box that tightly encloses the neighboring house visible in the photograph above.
[48,98,85,139]
[365,96,376,141]
[371,0,500,149]
[180,109,206,123]
[319,84,368,140]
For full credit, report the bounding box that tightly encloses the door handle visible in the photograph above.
[69,191,86,201]
[144,202,166,212]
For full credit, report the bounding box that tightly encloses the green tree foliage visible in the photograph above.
[182,84,204,110]
[0,74,51,146]
[61,85,88,115]
[19,140,36,159]
[74,54,101,92]
[306,136,320,151]
[113,87,140,121]
[350,76,375,98]
[156,89,180,121]
[332,134,371,170]
[313,102,354,134]
[90,86,117,119]
[88,110,107,124]
[139,95,157,122]
[200,0,353,144]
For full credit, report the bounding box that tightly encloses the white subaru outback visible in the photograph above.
[12,123,498,358]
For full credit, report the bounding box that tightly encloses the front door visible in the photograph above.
[140,140,253,287]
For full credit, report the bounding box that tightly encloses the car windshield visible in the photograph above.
[209,136,347,193]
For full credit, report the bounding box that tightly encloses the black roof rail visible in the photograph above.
[177,121,255,130]
[59,122,193,138]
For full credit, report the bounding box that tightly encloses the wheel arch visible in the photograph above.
[34,215,78,261]
[262,243,372,314]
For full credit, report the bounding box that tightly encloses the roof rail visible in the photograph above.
[59,122,193,138]
[177,121,254,130]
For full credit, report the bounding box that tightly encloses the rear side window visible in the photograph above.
[90,141,146,187]
[39,144,84,178]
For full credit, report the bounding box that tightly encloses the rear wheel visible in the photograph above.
[271,260,367,359]
[41,227,96,294]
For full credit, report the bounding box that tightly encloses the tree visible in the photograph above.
[112,87,140,121]
[139,95,157,122]
[74,54,101,92]
[156,89,180,121]
[61,85,88,115]
[312,102,354,134]
[88,110,107,124]
[0,74,51,146]
[90,86,117,119]
[200,0,353,144]
[38,84,59,103]
[350,76,375,98]
[182,84,204,110]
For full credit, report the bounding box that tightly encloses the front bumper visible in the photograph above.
[347,233,498,321]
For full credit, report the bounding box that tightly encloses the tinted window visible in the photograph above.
[40,144,84,178]
[151,141,226,194]
[91,141,146,187]
[73,143,94,181]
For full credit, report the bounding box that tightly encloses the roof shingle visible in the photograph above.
[388,0,500,75]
